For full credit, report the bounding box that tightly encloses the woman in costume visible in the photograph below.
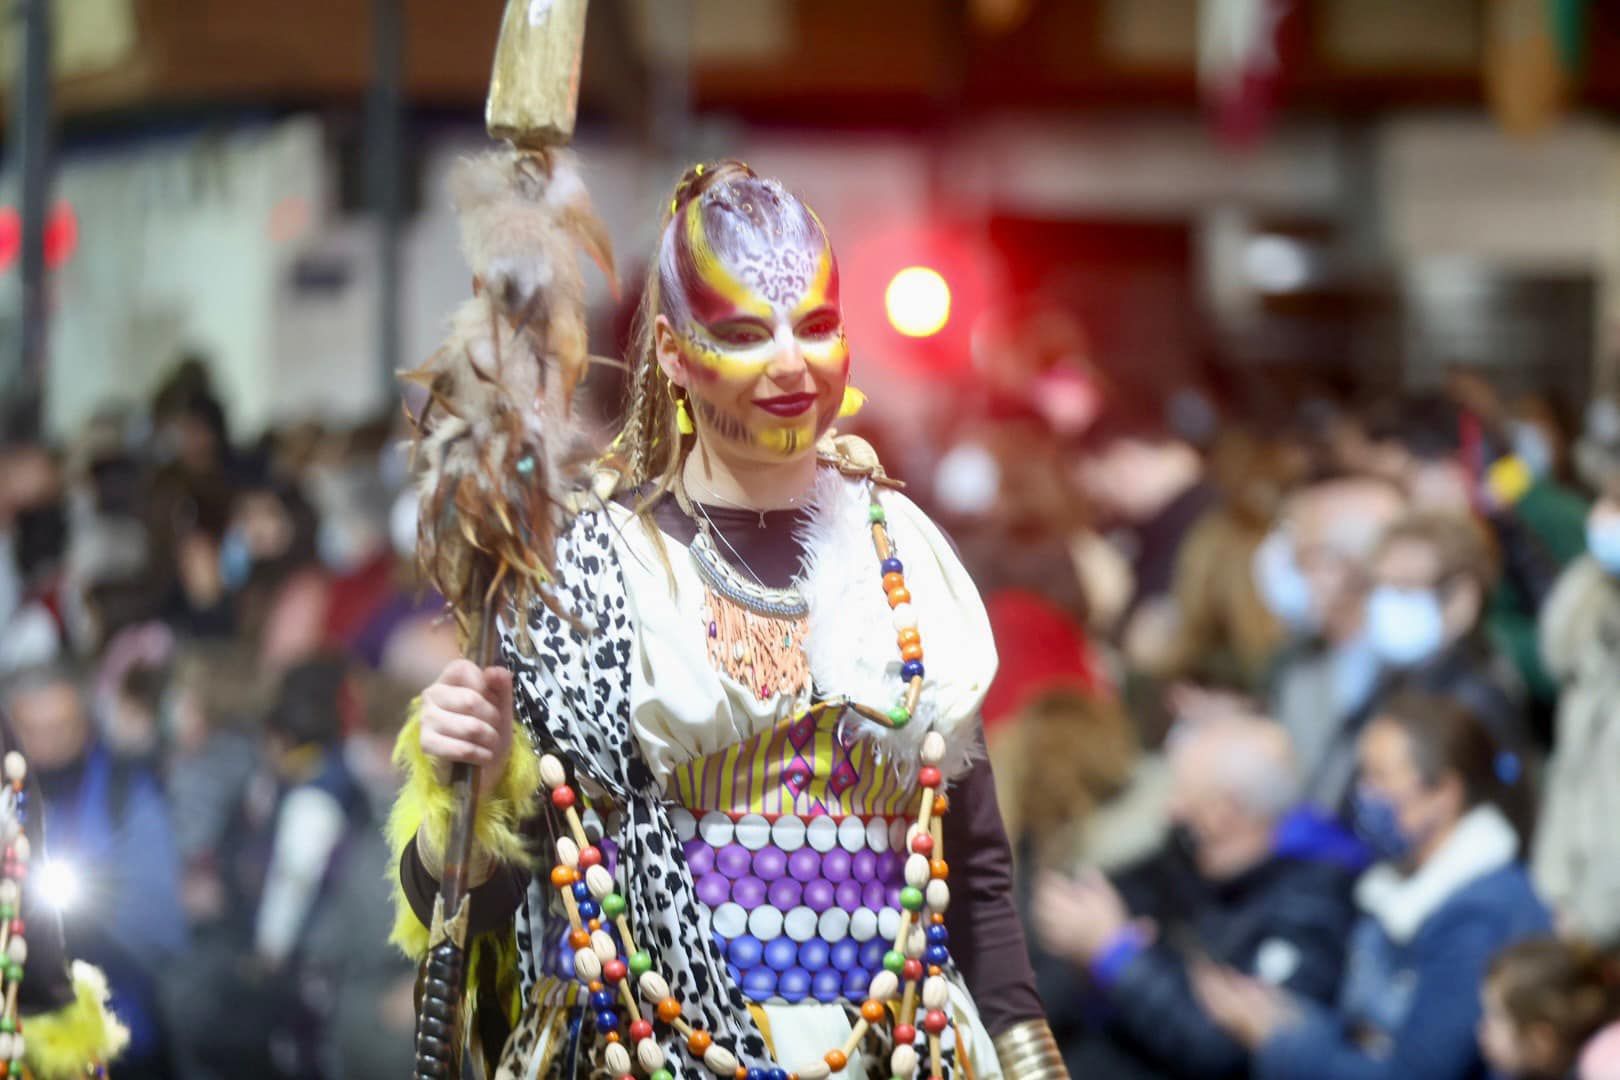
[391,159,1064,1080]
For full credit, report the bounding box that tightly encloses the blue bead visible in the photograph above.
[728,934,764,970]
[811,968,843,1003]
[573,882,592,902]
[777,967,811,1004]
[926,924,949,945]
[842,967,871,998]
[557,949,574,978]
[768,1070,789,1080]
[926,944,950,967]
[577,900,600,920]
[728,964,743,986]
[748,1070,769,1080]
[798,939,831,972]
[594,1009,618,1032]
[829,938,860,972]
[590,989,615,1010]
[858,940,886,971]
[765,937,800,972]
[882,558,904,576]
[901,660,926,682]
[742,967,778,999]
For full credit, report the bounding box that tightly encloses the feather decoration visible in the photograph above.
[403,148,616,648]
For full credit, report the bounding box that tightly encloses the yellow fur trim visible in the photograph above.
[23,962,130,1079]
[386,699,543,957]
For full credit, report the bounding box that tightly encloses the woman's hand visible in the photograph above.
[419,659,515,797]
[1032,869,1151,965]
[1191,961,1299,1049]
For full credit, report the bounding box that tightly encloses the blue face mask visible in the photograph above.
[1350,786,1413,863]
[1253,530,1314,632]
[1366,585,1446,668]
[1510,422,1553,481]
[1588,516,1620,576]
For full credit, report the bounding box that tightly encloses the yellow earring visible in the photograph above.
[838,386,867,419]
[676,396,695,435]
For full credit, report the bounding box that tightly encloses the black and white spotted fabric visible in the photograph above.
[503,509,772,1079]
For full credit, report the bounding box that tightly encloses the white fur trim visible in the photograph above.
[1355,803,1520,943]
[794,470,996,782]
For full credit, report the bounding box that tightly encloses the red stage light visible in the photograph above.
[885,266,952,338]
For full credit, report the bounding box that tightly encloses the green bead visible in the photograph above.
[602,893,627,919]
[652,1070,674,1080]
[629,950,653,977]
[868,504,887,523]
[883,950,906,974]
[0,904,11,919]
[5,965,19,983]
[887,706,911,728]
[1,1018,13,1033]
[900,886,925,912]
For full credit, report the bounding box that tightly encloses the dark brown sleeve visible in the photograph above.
[942,737,1046,1037]
[399,837,534,940]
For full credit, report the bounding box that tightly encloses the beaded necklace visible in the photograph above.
[538,488,953,1080]
[0,752,34,1076]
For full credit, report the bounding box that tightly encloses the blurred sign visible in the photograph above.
[0,0,138,81]
[632,0,792,64]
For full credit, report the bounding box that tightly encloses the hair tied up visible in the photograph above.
[667,159,757,221]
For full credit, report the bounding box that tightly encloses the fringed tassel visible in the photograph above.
[701,585,811,703]
[22,962,129,1080]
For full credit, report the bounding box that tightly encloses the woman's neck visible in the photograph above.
[1403,815,1461,876]
[683,440,817,512]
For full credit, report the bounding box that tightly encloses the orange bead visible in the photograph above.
[605,1031,621,1044]
[589,919,602,931]
[928,965,942,976]
[589,981,605,993]
[656,997,682,1023]
[897,628,922,648]
[569,929,590,950]
[824,1050,848,1072]
[886,587,911,609]
[882,572,906,593]
[550,865,576,888]
[932,913,946,925]
[687,1029,713,1056]
[735,1068,748,1080]
[901,642,924,662]
[931,858,949,879]
[860,999,886,1023]
[933,795,949,816]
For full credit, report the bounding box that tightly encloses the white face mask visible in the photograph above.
[1509,422,1553,480]
[1252,529,1314,633]
[1366,585,1446,668]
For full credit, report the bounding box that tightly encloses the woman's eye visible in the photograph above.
[798,317,840,338]
[710,322,770,346]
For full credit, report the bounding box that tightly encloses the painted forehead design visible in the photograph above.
[662,177,839,326]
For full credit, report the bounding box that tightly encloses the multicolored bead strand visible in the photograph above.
[534,487,956,1078]
[0,752,30,1078]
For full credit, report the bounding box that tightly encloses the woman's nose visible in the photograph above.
[766,325,807,385]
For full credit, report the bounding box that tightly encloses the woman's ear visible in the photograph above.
[653,315,686,389]
[1442,577,1484,641]
[1523,1020,1562,1073]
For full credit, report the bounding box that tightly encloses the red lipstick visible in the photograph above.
[754,392,817,418]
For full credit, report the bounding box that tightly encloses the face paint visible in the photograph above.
[660,176,850,463]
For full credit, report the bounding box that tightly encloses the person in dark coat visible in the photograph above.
[1196,694,1551,1080]
[1031,716,1362,1079]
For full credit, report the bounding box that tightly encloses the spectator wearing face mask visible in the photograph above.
[1362,513,1532,770]
[1031,716,1361,1079]
[1533,411,1620,944]
[1256,474,1406,814]
[1194,694,1551,1080]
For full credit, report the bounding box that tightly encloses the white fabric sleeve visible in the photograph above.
[255,786,347,964]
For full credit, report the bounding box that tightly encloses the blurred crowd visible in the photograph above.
[7,345,1620,1080]
[0,358,454,1078]
[957,370,1620,1080]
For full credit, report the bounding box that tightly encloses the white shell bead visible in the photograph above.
[0,881,16,905]
[10,1036,21,1061]
[796,1063,831,1080]
[637,1038,667,1071]
[604,1043,632,1074]
[927,879,951,913]
[538,755,567,790]
[12,835,28,861]
[904,854,931,889]
[905,927,927,959]
[3,752,24,783]
[868,970,899,1001]
[920,732,946,766]
[0,1034,12,1061]
[573,948,601,982]
[586,865,615,899]
[6,937,25,965]
[891,1045,919,1075]
[590,930,617,963]
[555,837,580,869]
[639,971,670,1003]
[891,604,918,632]
[922,975,949,1010]
[704,1044,739,1077]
